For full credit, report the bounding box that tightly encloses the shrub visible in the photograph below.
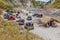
[0,17,43,40]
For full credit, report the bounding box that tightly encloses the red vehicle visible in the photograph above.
[37,14,43,17]
[8,15,15,20]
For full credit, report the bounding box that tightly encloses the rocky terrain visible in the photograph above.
[0,0,60,40]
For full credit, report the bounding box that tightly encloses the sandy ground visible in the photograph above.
[18,10,60,40]
[30,23,60,40]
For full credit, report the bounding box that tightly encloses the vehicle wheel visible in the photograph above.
[52,22,57,27]
[43,24,49,28]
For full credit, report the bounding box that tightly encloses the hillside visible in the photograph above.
[0,17,43,40]
[0,0,13,10]
[45,0,60,9]
[0,0,60,9]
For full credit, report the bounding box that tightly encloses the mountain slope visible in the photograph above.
[0,0,14,10]
[46,0,60,9]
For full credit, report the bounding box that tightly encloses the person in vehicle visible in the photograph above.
[16,11,20,17]
[24,22,34,30]
[16,16,21,22]
[27,16,32,20]
[6,10,12,15]
[18,19,25,25]
[4,12,9,19]
[8,15,15,20]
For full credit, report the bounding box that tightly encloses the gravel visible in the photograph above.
[19,9,60,40]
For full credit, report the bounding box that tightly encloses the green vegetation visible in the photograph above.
[20,0,27,6]
[32,0,60,9]
[20,0,27,3]
[0,0,14,14]
[52,0,60,8]
[45,0,60,9]
[32,0,40,6]
[0,17,43,40]
[0,0,14,10]
[6,0,13,2]
[32,0,45,8]
[6,0,17,7]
